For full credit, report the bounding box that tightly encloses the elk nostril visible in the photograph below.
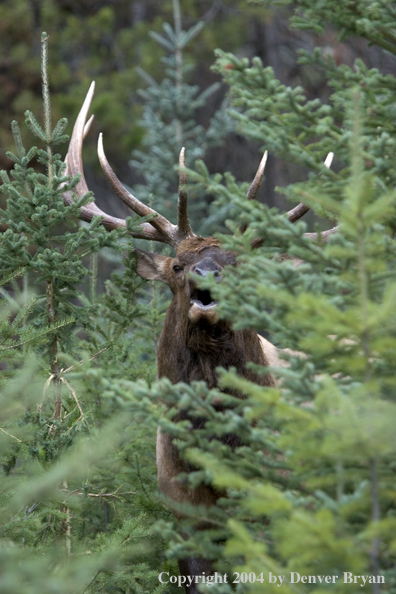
[194,266,206,277]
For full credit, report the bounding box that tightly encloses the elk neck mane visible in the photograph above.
[158,306,275,389]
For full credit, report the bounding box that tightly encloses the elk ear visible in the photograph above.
[134,248,172,284]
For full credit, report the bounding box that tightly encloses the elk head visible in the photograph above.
[136,236,238,325]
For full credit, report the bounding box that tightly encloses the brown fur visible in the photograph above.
[176,236,221,256]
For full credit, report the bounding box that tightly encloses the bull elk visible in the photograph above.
[64,82,335,592]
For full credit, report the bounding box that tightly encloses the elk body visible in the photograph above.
[136,235,279,508]
[64,82,335,592]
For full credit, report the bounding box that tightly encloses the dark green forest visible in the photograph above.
[1,1,396,593]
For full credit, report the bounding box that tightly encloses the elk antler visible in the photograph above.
[245,150,337,247]
[64,82,196,249]
[65,83,338,251]
[292,151,338,242]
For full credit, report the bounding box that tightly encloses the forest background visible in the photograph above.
[1,0,396,593]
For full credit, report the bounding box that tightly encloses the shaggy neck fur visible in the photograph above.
[158,305,275,390]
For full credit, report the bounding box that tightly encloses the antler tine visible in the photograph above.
[98,134,185,247]
[324,151,334,169]
[239,151,268,235]
[247,150,268,201]
[64,81,129,231]
[177,147,194,239]
[65,83,108,218]
[84,115,94,139]
[286,152,334,223]
[305,226,338,242]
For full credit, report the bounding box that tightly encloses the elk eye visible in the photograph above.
[173,264,182,273]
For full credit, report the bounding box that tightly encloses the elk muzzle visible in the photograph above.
[188,258,221,324]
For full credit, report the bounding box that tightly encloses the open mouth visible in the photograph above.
[189,287,217,309]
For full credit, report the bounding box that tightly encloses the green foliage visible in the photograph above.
[0,364,168,594]
[212,6,396,224]
[2,1,396,593]
[257,0,396,54]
